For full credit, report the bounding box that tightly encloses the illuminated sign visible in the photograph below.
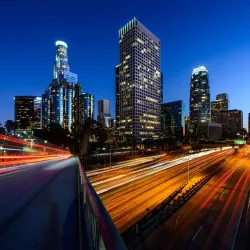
[234,140,246,145]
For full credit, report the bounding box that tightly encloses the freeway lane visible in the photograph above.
[0,157,80,250]
[142,145,250,250]
[88,148,234,233]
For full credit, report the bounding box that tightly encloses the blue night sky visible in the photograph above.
[0,0,249,128]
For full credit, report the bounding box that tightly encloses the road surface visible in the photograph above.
[88,148,233,233]
[0,157,80,250]
[142,145,250,250]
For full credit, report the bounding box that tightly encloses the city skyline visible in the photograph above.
[0,1,249,128]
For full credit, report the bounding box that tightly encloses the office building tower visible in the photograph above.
[61,70,78,84]
[15,96,41,129]
[211,93,229,123]
[42,41,82,130]
[42,88,50,129]
[53,41,70,79]
[97,99,112,127]
[98,99,110,114]
[116,17,161,145]
[161,73,163,103]
[218,109,243,139]
[81,93,94,121]
[74,83,82,123]
[184,116,190,136]
[53,41,78,84]
[161,101,184,138]
[190,66,210,123]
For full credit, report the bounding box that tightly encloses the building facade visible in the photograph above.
[97,99,112,127]
[211,93,229,123]
[218,109,243,139]
[161,100,184,138]
[15,96,41,129]
[53,41,70,79]
[184,116,190,136]
[197,122,222,141]
[42,41,82,130]
[116,18,162,145]
[190,66,210,123]
[81,93,94,121]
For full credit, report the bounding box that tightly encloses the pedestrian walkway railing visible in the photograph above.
[78,159,127,250]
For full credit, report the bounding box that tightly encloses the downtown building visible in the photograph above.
[42,41,93,130]
[116,18,162,145]
[80,93,94,121]
[211,93,229,123]
[189,66,221,140]
[97,99,112,127]
[218,109,243,139]
[161,100,184,139]
[190,66,210,123]
[15,96,42,129]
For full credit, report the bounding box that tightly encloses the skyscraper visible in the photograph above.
[81,93,94,121]
[53,41,70,79]
[211,93,229,123]
[53,41,78,84]
[42,41,81,130]
[97,99,112,127]
[161,100,184,138]
[218,109,243,139]
[190,66,210,123]
[15,96,41,129]
[116,17,162,145]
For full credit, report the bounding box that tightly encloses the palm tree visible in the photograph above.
[5,120,15,135]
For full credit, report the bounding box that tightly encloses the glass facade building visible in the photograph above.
[161,100,184,138]
[81,93,94,121]
[211,93,229,123]
[116,18,162,145]
[15,96,41,129]
[53,41,70,79]
[42,41,82,130]
[190,66,210,123]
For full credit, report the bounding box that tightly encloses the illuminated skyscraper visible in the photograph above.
[53,41,78,84]
[190,66,210,123]
[15,96,41,129]
[81,93,94,121]
[42,41,81,130]
[53,41,70,79]
[116,18,162,145]
[211,93,229,123]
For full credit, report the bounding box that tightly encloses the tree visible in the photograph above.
[0,123,5,135]
[5,120,15,135]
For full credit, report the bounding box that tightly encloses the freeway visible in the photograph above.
[88,148,234,233]
[0,157,80,250]
[142,145,250,250]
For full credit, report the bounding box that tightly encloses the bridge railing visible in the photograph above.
[78,159,127,250]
